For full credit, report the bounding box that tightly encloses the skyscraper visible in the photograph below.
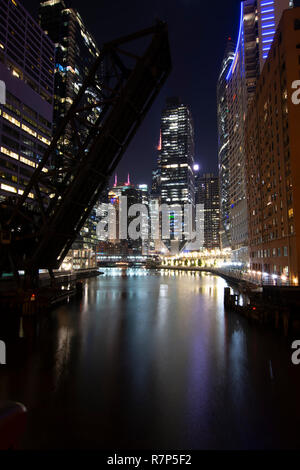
[39,0,101,269]
[99,177,146,256]
[39,0,101,134]
[217,39,235,249]
[224,0,292,264]
[158,97,195,252]
[0,0,54,203]
[196,174,220,250]
[245,6,300,284]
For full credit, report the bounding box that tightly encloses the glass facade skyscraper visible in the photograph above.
[160,97,195,206]
[222,0,292,263]
[217,39,235,249]
[39,0,101,136]
[158,97,195,252]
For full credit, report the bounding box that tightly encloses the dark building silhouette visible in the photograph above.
[196,173,220,249]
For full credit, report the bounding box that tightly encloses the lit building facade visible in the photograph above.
[98,176,147,256]
[245,7,300,284]
[225,0,292,264]
[39,0,100,132]
[158,97,195,252]
[0,0,54,202]
[196,173,220,250]
[39,0,101,269]
[217,39,235,249]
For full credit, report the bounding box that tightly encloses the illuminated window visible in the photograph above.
[1,183,17,193]
[38,135,51,145]
[2,112,20,127]
[1,146,19,160]
[21,124,37,137]
[20,156,36,168]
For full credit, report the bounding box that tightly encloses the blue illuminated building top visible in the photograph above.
[260,0,275,59]
[226,0,279,79]
[226,2,244,81]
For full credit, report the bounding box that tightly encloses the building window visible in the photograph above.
[294,19,300,30]
[283,246,288,256]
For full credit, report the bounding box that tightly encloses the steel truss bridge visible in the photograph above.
[0,22,171,286]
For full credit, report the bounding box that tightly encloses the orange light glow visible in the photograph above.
[157,130,162,151]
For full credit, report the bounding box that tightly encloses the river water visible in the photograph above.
[0,268,300,449]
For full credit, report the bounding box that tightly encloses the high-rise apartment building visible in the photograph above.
[217,39,235,249]
[158,97,195,252]
[196,173,220,250]
[224,0,292,264]
[39,0,101,269]
[245,7,300,284]
[0,0,54,203]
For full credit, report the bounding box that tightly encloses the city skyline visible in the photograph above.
[22,0,251,186]
[21,0,300,188]
[1,0,300,454]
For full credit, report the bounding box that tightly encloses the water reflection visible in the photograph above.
[0,268,299,449]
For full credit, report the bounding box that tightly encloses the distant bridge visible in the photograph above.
[97,254,159,267]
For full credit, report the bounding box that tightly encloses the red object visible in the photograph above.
[252,307,257,310]
[0,401,27,449]
[157,130,162,151]
[30,294,36,301]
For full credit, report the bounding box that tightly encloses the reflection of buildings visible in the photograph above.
[196,174,220,250]
[223,0,292,264]
[39,0,101,269]
[245,7,300,284]
[0,0,54,203]
[97,175,150,257]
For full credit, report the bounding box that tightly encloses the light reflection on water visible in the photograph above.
[0,268,300,449]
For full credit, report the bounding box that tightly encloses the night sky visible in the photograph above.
[23,0,297,187]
